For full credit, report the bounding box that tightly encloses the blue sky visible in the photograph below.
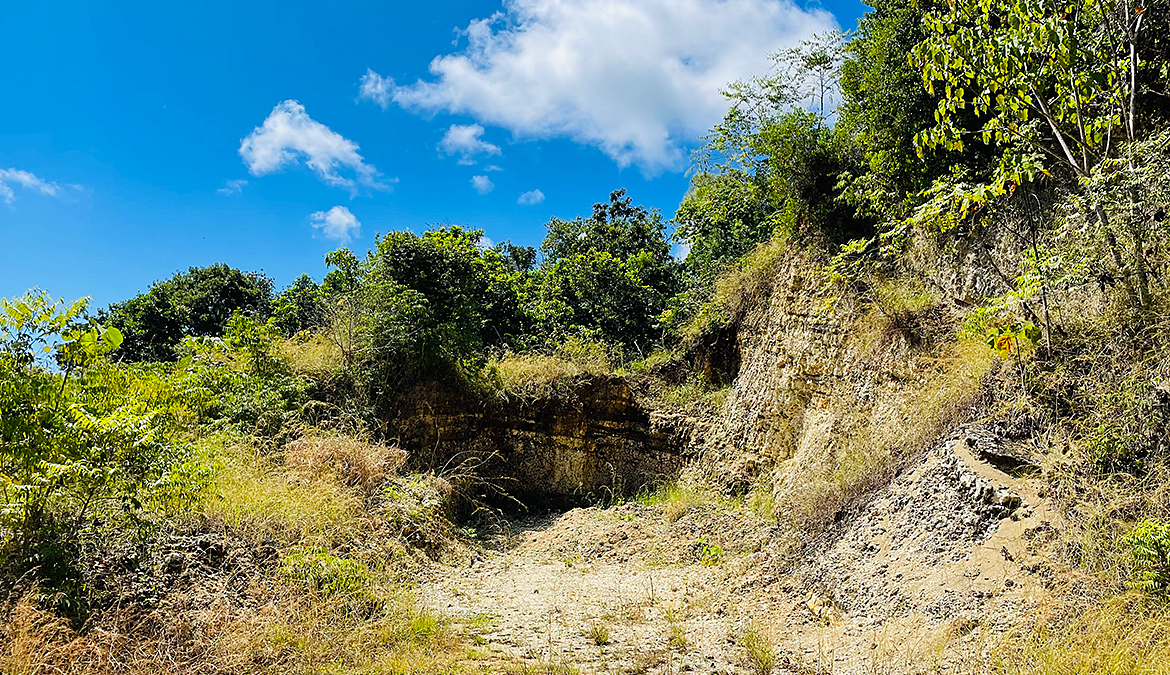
[1,0,864,309]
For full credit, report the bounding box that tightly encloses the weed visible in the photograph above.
[668,623,689,652]
[696,538,724,566]
[280,546,371,596]
[199,435,365,547]
[585,622,610,646]
[637,482,726,522]
[742,621,778,675]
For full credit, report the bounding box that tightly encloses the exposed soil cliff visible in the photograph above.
[389,376,693,507]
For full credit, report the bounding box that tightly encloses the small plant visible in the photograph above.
[585,622,610,646]
[668,623,689,652]
[279,547,371,596]
[696,537,724,566]
[742,621,777,675]
[1124,519,1170,593]
[224,310,282,375]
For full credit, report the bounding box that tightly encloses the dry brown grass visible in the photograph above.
[488,336,611,396]
[199,436,367,547]
[0,582,463,675]
[284,434,406,496]
[991,593,1170,675]
[279,333,344,379]
[682,236,788,344]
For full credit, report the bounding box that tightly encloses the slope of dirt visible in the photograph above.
[420,426,1054,674]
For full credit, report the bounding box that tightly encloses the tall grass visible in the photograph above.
[994,594,1170,675]
[0,425,472,675]
[682,236,788,344]
[484,335,612,397]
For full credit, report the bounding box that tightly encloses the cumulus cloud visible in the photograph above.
[470,175,494,194]
[517,189,545,205]
[240,100,391,194]
[438,124,502,165]
[361,0,836,172]
[0,168,62,204]
[310,206,362,244]
[216,179,248,195]
[483,164,504,172]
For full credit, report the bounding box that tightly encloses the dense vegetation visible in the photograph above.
[4,0,1170,671]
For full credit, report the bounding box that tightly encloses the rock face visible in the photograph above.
[684,250,989,511]
[390,376,687,507]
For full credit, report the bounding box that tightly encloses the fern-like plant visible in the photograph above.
[1123,519,1170,593]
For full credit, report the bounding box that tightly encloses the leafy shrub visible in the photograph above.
[0,291,206,618]
[223,311,282,375]
[1124,519,1170,593]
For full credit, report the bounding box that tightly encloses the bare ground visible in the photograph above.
[421,429,1057,674]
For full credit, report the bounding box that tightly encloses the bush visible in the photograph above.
[1124,519,1170,593]
[0,291,205,618]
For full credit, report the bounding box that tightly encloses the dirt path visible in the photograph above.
[422,504,765,674]
[420,430,1055,674]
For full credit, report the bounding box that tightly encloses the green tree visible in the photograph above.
[271,273,323,336]
[353,226,532,386]
[539,190,680,353]
[541,251,667,356]
[541,189,676,283]
[103,263,273,361]
[673,173,772,283]
[835,0,994,219]
[912,0,1165,306]
[681,32,872,276]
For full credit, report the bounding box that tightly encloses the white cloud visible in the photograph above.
[477,234,495,249]
[359,68,394,109]
[240,100,391,194]
[0,168,62,204]
[363,0,836,173]
[310,206,362,244]
[438,124,502,165]
[517,189,545,205]
[483,164,504,172]
[470,175,494,194]
[216,179,248,195]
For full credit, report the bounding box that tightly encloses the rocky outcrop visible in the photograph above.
[390,376,688,508]
[686,253,968,494]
